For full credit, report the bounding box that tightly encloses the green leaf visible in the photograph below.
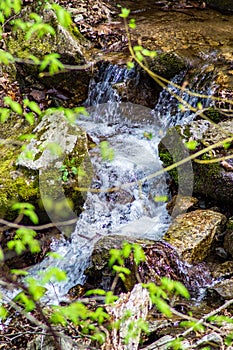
[23,99,42,115]
[133,45,143,52]
[153,297,171,317]
[135,51,144,62]
[0,306,8,320]
[100,141,114,161]
[18,133,36,141]
[113,265,131,275]
[154,195,168,203]
[0,107,10,122]
[105,291,118,304]
[197,102,203,110]
[41,267,67,284]
[223,142,231,150]
[85,289,106,296]
[127,61,134,70]
[119,8,130,18]
[46,252,63,259]
[23,209,39,224]
[0,247,4,261]
[50,311,67,326]
[180,321,205,332]
[0,49,14,64]
[12,202,35,211]
[185,140,198,151]
[129,18,136,29]
[11,269,28,276]
[141,49,151,56]
[4,96,22,114]
[122,242,132,258]
[51,4,72,28]
[133,243,145,265]
[173,281,190,299]
[143,131,153,140]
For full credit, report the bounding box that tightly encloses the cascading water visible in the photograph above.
[28,63,215,303]
[155,65,215,128]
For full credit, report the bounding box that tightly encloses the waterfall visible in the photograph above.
[27,63,215,303]
[155,65,215,128]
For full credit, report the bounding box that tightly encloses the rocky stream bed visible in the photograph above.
[0,0,233,349]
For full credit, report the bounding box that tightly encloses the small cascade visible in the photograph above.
[155,66,215,128]
[27,62,216,303]
[85,62,137,106]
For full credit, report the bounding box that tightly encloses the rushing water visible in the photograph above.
[27,63,215,303]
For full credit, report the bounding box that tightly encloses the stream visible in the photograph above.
[28,62,215,303]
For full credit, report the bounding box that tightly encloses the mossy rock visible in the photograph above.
[0,111,93,231]
[148,52,186,80]
[6,4,91,103]
[158,119,233,205]
[0,116,39,220]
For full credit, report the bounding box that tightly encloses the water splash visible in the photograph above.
[155,65,215,128]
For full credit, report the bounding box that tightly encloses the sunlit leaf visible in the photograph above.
[119,8,130,18]
[185,140,198,151]
[154,195,168,202]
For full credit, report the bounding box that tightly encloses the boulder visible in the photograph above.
[163,209,227,263]
[208,278,233,300]
[16,111,92,235]
[0,110,92,237]
[6,3,92,104]
[158,119,233,206]
[82,235,212,296]
[224,222,233,257]
[166,195,198,217]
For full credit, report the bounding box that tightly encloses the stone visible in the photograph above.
[159,119,233,206]
[208,278,233,300]
[163,210,227,263]
[166,195,198,217]
[6,3,92,104]
[195,332,223,347]
[224,219,233,257]
[16,111,92,235]
[211,261,233,279]
[84,235,212,296]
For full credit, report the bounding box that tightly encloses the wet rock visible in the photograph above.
[208,277,233,300]
[159,119,233,206]
[224,218,233,257]
[195,332,223,348]
[211,261,233,279]
[166,195,198,217]
[164,210,227,263]
[85,235,212,296]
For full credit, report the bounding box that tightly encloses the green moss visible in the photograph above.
[158,146,178,184]
[0,148,39,219]
[0,115,40,219]
[205,107,222,123]
[149,53,186,79]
